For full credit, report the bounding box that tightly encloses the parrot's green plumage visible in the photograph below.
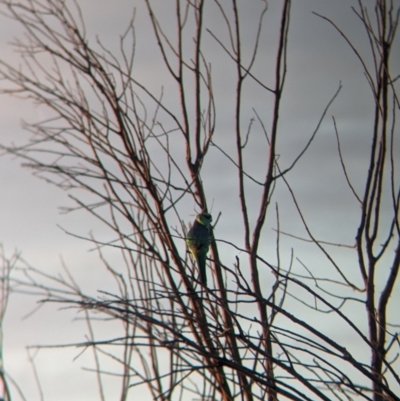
[186,212,212,285]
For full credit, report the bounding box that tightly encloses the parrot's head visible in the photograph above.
[196,212,212,226]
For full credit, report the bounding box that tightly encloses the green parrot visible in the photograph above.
[186,212,213,285]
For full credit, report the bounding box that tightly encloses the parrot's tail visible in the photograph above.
[198,258,207,286]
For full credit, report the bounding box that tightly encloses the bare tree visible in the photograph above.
[0,246,14,401]
[0,0,399,400]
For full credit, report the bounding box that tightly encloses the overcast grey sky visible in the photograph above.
[0,1,399,400]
